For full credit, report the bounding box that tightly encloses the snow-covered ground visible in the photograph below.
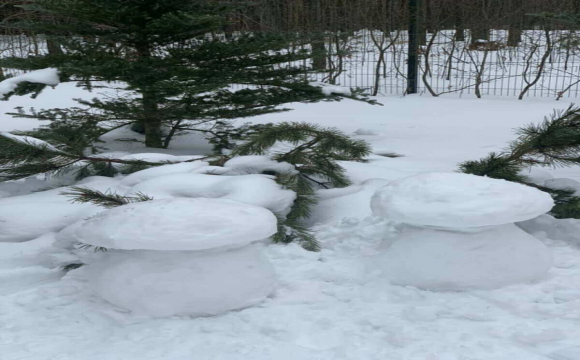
[2,86,580,360]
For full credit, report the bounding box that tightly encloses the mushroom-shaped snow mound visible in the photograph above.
[88,246,276,317]
[62,198,278,251]
[371,172,554,228]
[375,224,553,290]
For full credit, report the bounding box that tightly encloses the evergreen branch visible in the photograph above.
[0,131,209,181]
[273,215,320,252]
[228,122,370,251]
[77,243,108,252]
[300,173,331,189]
[61,186,153,208]
[460,105,580,219]
[62,263,84,272]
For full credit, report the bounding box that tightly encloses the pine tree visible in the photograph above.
[460,105,580,219]
[0,0,376,149]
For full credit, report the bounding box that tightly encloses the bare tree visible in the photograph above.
[518,29,553,100]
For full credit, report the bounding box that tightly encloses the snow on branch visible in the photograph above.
[0,131,65,153]
[0,68,60,98]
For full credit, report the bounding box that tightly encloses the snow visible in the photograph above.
[2,90,580,359]
[374,223,553,290]
[0,131,63,152]
[353,128,380,136]
[4,213,580,360]
[119,161,209,187]
[0,68,60,97]
[371,172,555,228]
[86,245,276,317]
[521,167,555,186]
[119,153,203,163]
[518,214,580,247]
[223,155,297,175]
[98,125,215,155]
[311,81,353,96]
[307,179,389,225]
[58,198,278,251]
[0,202,101,243]
[127,173,296,215]
[0,176,118,242]
[551,346,580,360]
[544,178,580,195]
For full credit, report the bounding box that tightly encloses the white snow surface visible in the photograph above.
[2,92,580,359]
[86,245,276,317]
[544,178,580,195]
[0,68,60,97]
[371,172,555,228]
[223,155,297,175]
[119,160,210,187]
[0,131,63,152]
[551,346,580,360]
[58,198,278,251]
[307,179,390,225]
[0,176,118,242]
[0,166,292,244]
[521,167,555,185]
[127,173,296,215]
[119,153,203,163]
[374,224,553,290]
[311,81,353,96]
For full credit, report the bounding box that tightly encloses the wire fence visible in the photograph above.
[307,28,580,99]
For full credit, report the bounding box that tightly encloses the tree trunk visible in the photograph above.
[507,0,523,47]
[142,90,163,148]
[454,10,465,41]
[470,28,490,45]
[507,27,522,47]
[46,39,63,55]
[454,28,465,41]
[311,40,327,70]
[135,43,164,148]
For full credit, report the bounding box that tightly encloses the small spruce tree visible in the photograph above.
[0,0,376,150]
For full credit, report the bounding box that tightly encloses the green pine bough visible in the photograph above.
[232,122,371,251]
[0,127,212,181]
[459,105,580,219]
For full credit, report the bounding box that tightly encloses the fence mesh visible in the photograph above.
[307,29,580,99]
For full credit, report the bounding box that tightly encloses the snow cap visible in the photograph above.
[62,198,278,250]
[371,172,554,228]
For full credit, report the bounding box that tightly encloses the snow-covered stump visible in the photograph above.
[58,198,278,317]
[371,172,555,291]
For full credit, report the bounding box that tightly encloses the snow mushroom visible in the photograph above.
[60,197,278,317]
[370,172,555,291]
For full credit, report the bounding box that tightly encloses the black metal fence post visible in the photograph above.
[407,0,419,94]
